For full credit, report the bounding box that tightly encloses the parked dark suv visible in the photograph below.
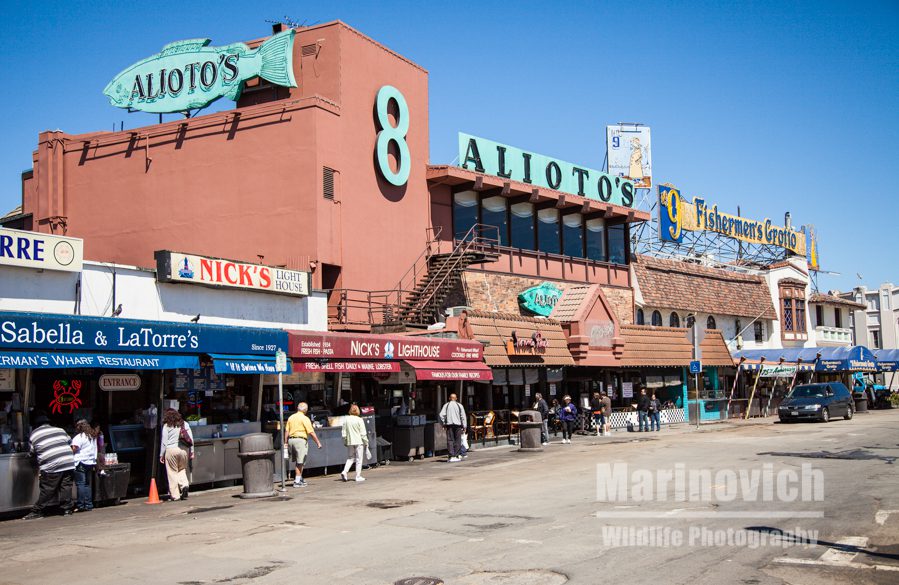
[778,383,854,423]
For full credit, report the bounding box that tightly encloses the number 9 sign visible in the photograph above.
[375,85,410,187]
[659,185,684,243]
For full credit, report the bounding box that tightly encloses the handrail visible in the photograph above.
[405,224,499,321]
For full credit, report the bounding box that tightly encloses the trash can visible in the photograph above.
[518,410,543,452]
[238,433,277,498]
[93,463,130,505]
[854,396,869,413]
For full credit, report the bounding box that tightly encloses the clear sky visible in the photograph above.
[1,1,896,293]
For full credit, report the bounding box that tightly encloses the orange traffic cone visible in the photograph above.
[145,478,162,504]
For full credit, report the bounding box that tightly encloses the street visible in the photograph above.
[2,410,898,585]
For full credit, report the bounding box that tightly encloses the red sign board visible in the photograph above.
[287,331,483,361]
[294,361,400,373]
[506,332,549,356]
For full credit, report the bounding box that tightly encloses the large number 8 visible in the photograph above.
[375,85,410,186]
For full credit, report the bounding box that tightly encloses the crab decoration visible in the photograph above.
[50,379,83,414]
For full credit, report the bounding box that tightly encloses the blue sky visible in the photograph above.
[2,1,896,293]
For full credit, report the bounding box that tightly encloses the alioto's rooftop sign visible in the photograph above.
[459,133,635,208]
[659,184,808,256]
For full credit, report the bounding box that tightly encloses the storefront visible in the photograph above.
[284,330,487,460]
[0,310,292,511]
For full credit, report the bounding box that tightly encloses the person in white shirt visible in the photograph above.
[159,409,194,501]
[70,419,99,512]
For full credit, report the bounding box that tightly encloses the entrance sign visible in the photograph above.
[156,251,309,297]
[0,227,83,272]
[99,374,142,391]
[519,282,562,316]
[659,185,807,256]
[103,30,297,114]
[459,133,635,208]
[606,125,652,189]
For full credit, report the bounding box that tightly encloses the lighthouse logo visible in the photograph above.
[178,257,195,279]
[383,342,395,360]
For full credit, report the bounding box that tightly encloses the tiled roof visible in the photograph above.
[0,205,23,222]
[633,255,777,320]
[549,285,596,323]
[464,310,575,367]
[619,325,734,367]
[809,292,865,309]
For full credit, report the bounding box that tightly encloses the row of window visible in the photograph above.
[814,305,843,329]
[635,309,766,342]
[453,191,628,264]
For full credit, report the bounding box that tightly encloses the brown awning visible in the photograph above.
[618,325,735,367]
[464,310,575,367]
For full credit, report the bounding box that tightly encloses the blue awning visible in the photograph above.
[208,353,292,375]
[0,351,199,370]
[733,346,878,372]
[876,349,899,372]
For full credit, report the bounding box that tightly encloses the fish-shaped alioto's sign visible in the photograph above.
[103,30,297,114]
[518,282,563,317]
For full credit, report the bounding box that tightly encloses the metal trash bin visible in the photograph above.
[238,433,277,498]
[854,396,869,413]
[93,463,130,505]
[518,410,544,452]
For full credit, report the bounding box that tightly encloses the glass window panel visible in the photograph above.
[707,315,716,330]
[562,213,584,257]
[651,310,662,326]
[636,308,645,325]
[608,223,627,264]
[669,312,680,327]
[481,196,508,246]
[510,202,535,250]
[585,218,607,262]
[537,208,560,255]
[783,298,794,331]
[453,191,478,240]
[754,321,763,342]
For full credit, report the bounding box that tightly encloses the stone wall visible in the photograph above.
[601,286,634,324]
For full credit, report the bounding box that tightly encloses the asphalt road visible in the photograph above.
[2,410,897,585]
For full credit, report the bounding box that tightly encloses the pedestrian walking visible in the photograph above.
[559,395,577,443]
[340,405,370,482]
[590,392,604,436]
[71,419,98,512]
[636,387,650,432]
[159,408,194,501]
[533,392,549,445]
[284,402,322,488]
[650,393,662,432]
[23,413,75,519]
[601,392,612,435]
[439,393,467,462]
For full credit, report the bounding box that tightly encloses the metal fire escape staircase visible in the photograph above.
[396,224,500,327]
[328,224,499,330]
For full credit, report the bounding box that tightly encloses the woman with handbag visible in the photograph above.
[159,408,194,501]
[340,405,370,482]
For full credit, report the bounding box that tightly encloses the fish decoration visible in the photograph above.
[103,29,297,114]
[518,282,563,317]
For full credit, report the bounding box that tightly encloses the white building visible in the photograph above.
[839,283,899,351]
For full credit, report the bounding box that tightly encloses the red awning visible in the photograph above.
[402,360,493,381]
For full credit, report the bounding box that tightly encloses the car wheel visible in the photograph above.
[820,407,830,423]
[844,405,853,420]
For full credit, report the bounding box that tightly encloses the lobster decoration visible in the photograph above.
[49,379,83,414]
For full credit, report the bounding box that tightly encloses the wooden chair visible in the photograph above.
[469,411,496,441]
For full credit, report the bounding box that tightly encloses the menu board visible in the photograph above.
[175,368,226,393]
[622,382,634,398]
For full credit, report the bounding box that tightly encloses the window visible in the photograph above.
[585,218,607,262]
[834,307,842,328]
[651,310,662,326]
[562,213,584,257]
[481,196,508,246]
[636,308,645,325]
[754,321,764,342]
[686,315,695,329]
[779,282,807,335]
[607,223,627,264]
[510,202,535,250]
[815,305,823,327]
[453,191,478,239]
[537,208,561,255]
[707,315,716,330]
[669,312,680,327]
[872,330,881,349]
